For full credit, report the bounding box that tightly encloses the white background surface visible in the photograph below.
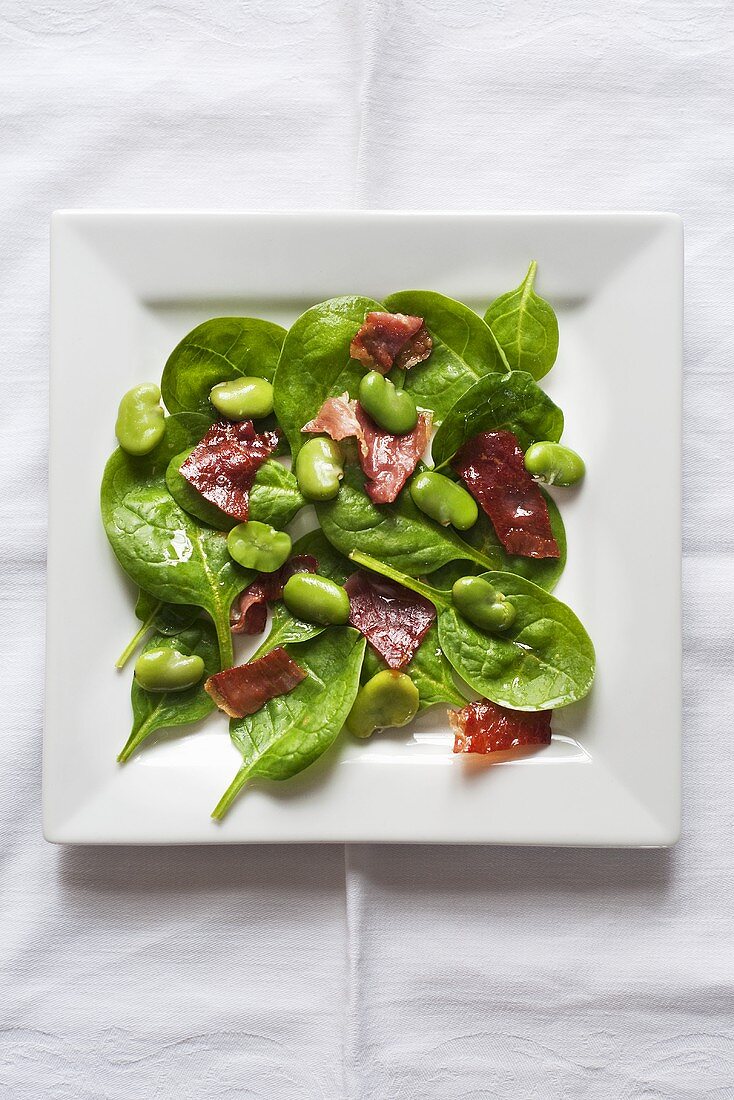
[1,1,731,1097]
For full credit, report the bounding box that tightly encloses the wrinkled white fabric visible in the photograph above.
[1,1,733,1096]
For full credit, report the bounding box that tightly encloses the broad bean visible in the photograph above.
[295,437,344,501]
[282,573,350,625]
[358,371,418,434]
[345,669,419,739]
[452,576,516,632]
[409,470,478,531]
[115,383,166,456]
[134,647,205,693]
[524,441,585,486]
[209,376,274,420]
[227,520,292,572]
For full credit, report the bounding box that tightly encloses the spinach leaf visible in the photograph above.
[212,626,366,819]
[101,415,254,667]
[272,295,381,455]
[252,602,325,657]
[115,590,199,669]
[161,317,286,417]
[458,492,567,593]
[438,571,594,710]
[431,370,564,468]
[316,466,497,577]
[118,621,220,762]
[382,290,508,423]
[350,552,594,711]
[166,451,305,532]
[361,624,467,711]
[484,262,559,380]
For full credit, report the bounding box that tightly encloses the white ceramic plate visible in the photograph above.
[44,211,682,845]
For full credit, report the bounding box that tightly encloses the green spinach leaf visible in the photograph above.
[166,451,305,532]
[484,262,559,380]
[101,415,254,667]
[350,552,594,711]
[118,621,220,762]
[431,370,564,468]
[213,626,366,819]
[316,466,497,577]
[291,527,353,584]
[382,290,508,423]
[115,590,199,669]
[161,317,286,417]
[272,295,381,455]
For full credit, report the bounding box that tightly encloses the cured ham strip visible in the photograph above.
[230,555,319,635]
[350,311,432,374]
[180,420,280,522]
[302,393,364,444]
[345,571,435,670]
[205,646,306,718]
[356,405,432,505]
[450,700,552,754]
[453,430,560,559]
[302,396,431,505]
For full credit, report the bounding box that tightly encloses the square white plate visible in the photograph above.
[44,211,682,845]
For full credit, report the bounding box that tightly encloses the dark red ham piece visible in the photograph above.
[450,699,552,754]
[205,646,306,718]
[356,405,432,504]
[301,393,364,443]
[345,571,435,670]
[230,555,319,635]
[180,420,280,522]
[350,312,433,374]
[453,430,560,559]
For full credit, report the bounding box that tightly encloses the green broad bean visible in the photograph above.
[452,576,517,632]
[227,520,292,572]
[115,383,166,456]
[209,376,274,420]
[295,437,344,501]
[409,470,479,531]
[524,441,585,487]
[282,573,350,625]
[358,371,418,434]
[345,670,420,739]
[134,647,205,693]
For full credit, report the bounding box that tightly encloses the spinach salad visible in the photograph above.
[101,264,594,820]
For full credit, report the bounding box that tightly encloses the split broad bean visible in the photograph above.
[345,669,420,739]
[210,376,274,420]
[282,573,350,625]
[134,647,205,693]
[452,576,516,632]
[295,437,344,501]
[227,520,292,572]
[115,383,166,456]
[409,470,478,531]
[524,441,585,487]
[358,371,418,434]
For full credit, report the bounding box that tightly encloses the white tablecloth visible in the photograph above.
[2,1,733,1096]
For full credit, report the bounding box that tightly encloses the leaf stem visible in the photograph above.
[211,765,249,820]
[349,550,450,610]
[215,613,234,670]
[114,611,157,670]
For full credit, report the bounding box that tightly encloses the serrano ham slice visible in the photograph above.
[180,420,279,523]
[453,430,560,559]
[450,700,552,754]
[356,405,432,504]
[345,571,435,669]
[205,647,306,718]
[350,311,432,374]
[301,394,364,443]
[230,555,319,635]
